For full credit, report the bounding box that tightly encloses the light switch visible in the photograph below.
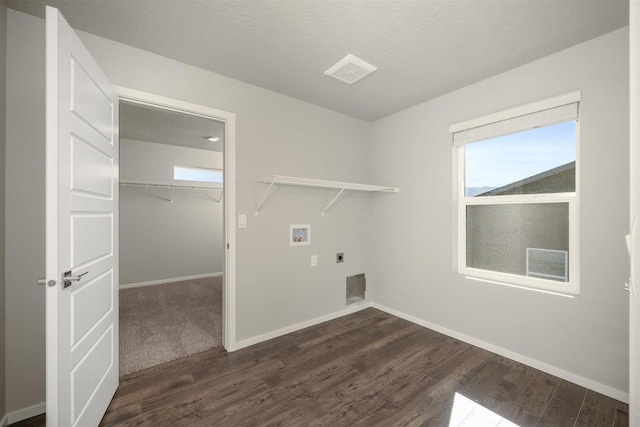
[311,255,318,267]
[238,214,247,229]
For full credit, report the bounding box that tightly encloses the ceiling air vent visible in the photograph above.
[324,54,377,85]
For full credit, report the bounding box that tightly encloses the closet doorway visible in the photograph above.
[116,91,236,375]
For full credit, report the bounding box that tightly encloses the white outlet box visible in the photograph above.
[311,255,318,267]
[291,224,310,246]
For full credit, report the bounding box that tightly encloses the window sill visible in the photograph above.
[460,268,579,298]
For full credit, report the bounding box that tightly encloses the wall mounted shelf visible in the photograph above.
[255,175,399,216]
[120,180,223,202]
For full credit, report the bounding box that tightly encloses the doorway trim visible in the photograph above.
[114,85,238,350]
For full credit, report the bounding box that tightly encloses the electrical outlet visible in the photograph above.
[311,255,318,267]
[336,253,344,263]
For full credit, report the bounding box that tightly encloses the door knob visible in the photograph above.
[37,277,56,287]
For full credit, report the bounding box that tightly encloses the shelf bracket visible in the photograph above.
[322,188,346,216]
[255,178,276,215]
[212,189,224,203]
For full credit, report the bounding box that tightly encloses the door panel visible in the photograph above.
[71,56,114,142]
[71,326,113,423]
[72,137,114,197]
[71,271,113,345]
[71,214,113,266]
[46,6,119,426]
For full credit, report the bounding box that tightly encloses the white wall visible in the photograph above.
[5,9,372,414]
[370,28,630,398]
[74,25,374,343]
[120,139,224,285]
[5,9,46,416]
[0,0,7,422]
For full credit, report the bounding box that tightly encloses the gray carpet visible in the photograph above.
[119,276,223,375]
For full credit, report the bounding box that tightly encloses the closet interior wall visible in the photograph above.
[119,138,224,286]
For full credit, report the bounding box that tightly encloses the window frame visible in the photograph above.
[453,93,581,296]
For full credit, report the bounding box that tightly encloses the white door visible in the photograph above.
[45,6,119,427]
[630,0,639,423]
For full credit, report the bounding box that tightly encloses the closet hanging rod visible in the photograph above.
[119,180,222,191]
[119,180,223,203]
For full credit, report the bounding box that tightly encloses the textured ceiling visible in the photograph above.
[120,102,225,152]
[7,0,629,121]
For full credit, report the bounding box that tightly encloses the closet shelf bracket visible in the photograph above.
[120,180,223,203]
[254,175,399,216]
[322,188,346,216]
[212,189,224,203]
[255,178,277,215]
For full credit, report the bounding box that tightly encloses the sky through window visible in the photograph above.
[465,121,576,191]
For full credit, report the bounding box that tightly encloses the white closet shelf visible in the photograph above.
[255,175,399,216]
[120,179,223,202]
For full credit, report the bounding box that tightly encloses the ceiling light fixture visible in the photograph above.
[207,137,220,142]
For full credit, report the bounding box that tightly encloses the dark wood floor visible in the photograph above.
[11,308,629,426]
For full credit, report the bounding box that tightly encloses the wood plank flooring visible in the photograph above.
[10,308,629,426]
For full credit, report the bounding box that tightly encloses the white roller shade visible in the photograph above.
[450,91,581,147]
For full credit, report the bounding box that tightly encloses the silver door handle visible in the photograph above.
[625,282,630,292]
[63,270,88,288]
[37,277,56,287]
[68,272,88,281]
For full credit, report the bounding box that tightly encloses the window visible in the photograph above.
[451,92,580,295]
[173,166,223,184]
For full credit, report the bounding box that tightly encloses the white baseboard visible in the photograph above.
[0,413,8,427]
[7,402,45,424]
[232,301,373,351]
[370,302,630,404]
[120,272,223,289]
